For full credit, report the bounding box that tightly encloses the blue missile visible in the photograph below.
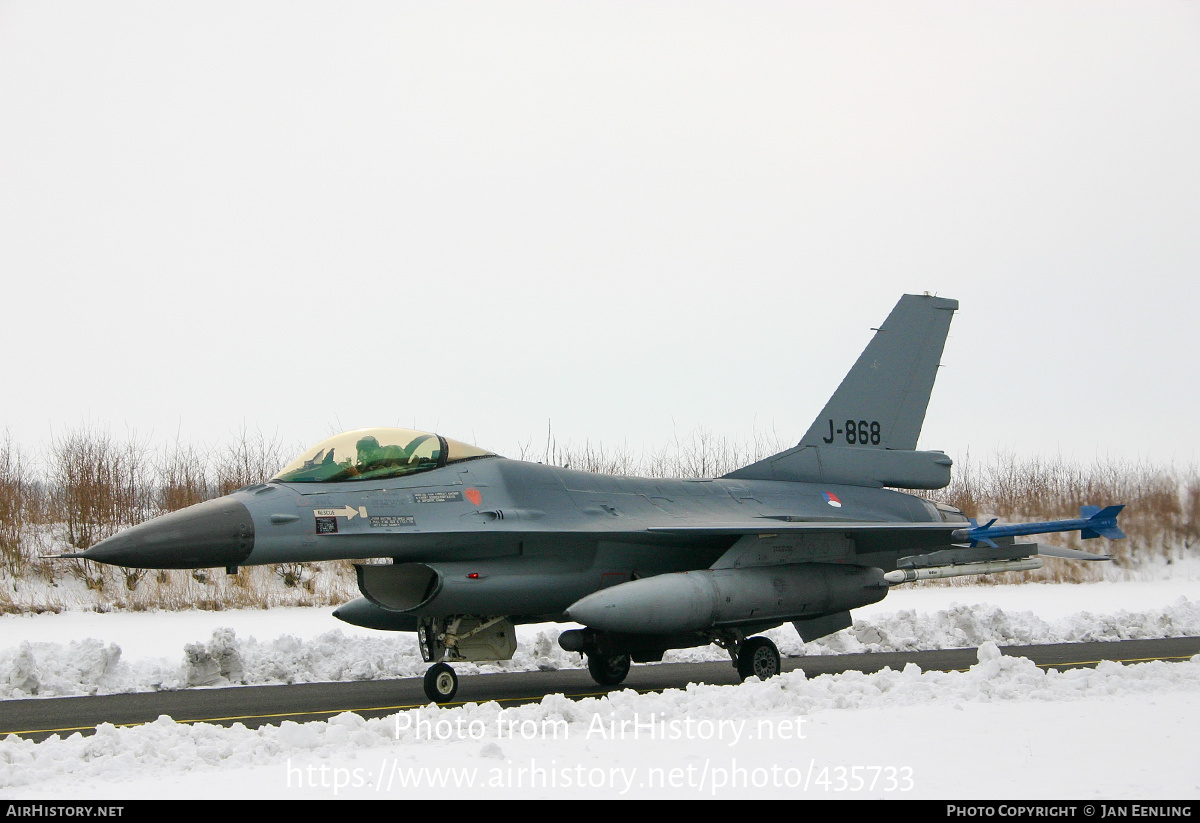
[950,505,1126,548]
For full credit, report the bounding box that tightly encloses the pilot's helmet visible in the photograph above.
[356,435,381,456]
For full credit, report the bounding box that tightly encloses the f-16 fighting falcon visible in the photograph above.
[67,295,1124,702]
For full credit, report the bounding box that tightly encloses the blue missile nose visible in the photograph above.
[75,496,255,569]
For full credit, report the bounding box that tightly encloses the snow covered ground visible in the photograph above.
[1,572,1198,799]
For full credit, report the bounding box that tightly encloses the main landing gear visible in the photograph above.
[558,629,636,688]
[586,651,632,686]
[735,636,781,681]
[715,631,781,682]
[575,632,782,688]
[417,622,783,701]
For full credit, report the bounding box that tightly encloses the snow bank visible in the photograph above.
[1,597,1196,699]
[2,644,1198,796]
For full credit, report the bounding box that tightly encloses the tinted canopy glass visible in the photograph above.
[272,428,496,483]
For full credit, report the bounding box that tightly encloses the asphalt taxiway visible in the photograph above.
[2,637,1197,742]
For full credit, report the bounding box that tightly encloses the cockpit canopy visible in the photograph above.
[272,428,497,483]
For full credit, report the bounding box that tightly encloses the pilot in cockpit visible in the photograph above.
[355,434,406,473]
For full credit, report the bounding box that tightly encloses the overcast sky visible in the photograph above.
[1,1,1197,471]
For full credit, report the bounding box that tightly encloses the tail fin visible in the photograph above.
[1080,505,1127,540]
[724,294,958,488]
[800,293,958,450]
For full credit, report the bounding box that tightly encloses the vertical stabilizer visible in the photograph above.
[799,294,957,451]
[724,294,957,488]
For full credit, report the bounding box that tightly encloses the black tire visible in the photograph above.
[587,652,631,686]
[736,636,781,681]
[423,662,458,703]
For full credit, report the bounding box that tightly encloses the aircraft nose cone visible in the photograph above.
[79,496,255,569]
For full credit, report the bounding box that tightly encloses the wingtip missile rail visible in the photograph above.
[951,505,1126,549]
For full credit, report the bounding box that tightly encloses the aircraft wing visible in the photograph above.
[643,519,964,570]
[645,519,1110,570]
[645,521,961,536]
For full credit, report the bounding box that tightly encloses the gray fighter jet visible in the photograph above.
[69,294,1120,702]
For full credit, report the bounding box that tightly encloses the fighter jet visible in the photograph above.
[68,294,1122,703]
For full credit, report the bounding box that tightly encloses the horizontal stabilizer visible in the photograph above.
[723,445,953,489]
[895,541,1111,573]
[648,521,960,535]
[1036,543,1111,562]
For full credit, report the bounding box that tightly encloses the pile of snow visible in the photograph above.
[1,597,1197,699]
[3,643,1198,798]
[2,580,1198,798]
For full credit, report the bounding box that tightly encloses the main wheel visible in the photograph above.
[587,651,631,686]
[423,662,458,703]
[736,636,781,681]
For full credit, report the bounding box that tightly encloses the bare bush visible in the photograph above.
[0,434,27,574]
[275,562,319,593]
[213,427,288,495]
[920,452,1199,582]
[49,427,152,549]
[644,427,787,479]
[541,426,788,479]
[156,440,214,513]
[547,440,641,475]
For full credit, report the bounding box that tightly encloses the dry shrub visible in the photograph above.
[76,562,358,612]
[919,451,1198,583]
[156,441,213,513]
[275,562,319,592]
[46,427,155,596]
[1180,476,1200,547]
[213,427,288,495]
[546,440,642,476]
[0,434,27,574]
[536,426,788,480]
[644,428,787,479]
[49,426,152,549]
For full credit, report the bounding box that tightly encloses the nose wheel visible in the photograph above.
[736,636,781,681]
[423,662,459,703]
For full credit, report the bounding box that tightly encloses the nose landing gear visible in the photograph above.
[417,615,517,704]
[423,662,459,703]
